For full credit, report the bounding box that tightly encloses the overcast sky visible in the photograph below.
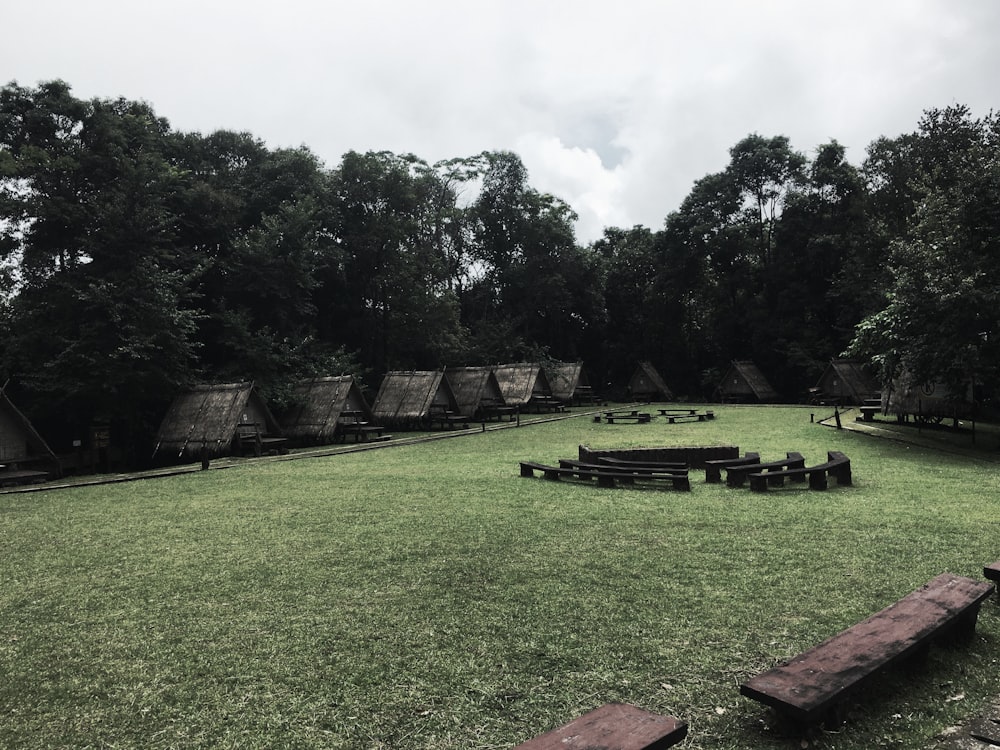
[4,0,998,243]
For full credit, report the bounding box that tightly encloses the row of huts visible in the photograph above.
[0,359,975,480]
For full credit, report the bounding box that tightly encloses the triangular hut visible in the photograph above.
[547,361,598,405]
[628,361,673,402]
[813,359,879,405]
[445,366,506,419]
[0,387,60,482]
[493,363,559,412]
[153,382,285,461]
[718,361,779,403]
[279,375,379,444]
[372,370,461,428]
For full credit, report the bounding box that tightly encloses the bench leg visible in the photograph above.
[809,470,828,490]
[705,468,722,483]
[749,476,768,492]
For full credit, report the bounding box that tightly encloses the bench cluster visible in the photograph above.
[519,451,851,493]
[512,571,998,747]
[595,408,715,425]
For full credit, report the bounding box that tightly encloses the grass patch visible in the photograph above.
[2,405,1000,748]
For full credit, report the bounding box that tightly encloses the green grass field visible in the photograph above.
[2,405,999,749]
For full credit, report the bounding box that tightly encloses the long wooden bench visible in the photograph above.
[0,469,51,487]
[520,461,691,491]
[559,458,688,478]
[704,452,760,483]
[748,451,851,492]
[740,573,995,728]
[512,703,688,749]
[596,456,688,472]
[726,452,805,488]
[984,561,1000,589]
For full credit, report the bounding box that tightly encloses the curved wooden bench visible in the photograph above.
[740,573,995,728]
[520,462,691,491]
[704,452,760,483]
[748,451,851,492]
[595,456,688,471]
[726,452,805,487]
[513,703,688,749]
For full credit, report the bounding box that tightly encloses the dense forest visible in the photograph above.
[1,80,998,462]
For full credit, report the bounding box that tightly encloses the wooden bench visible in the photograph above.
[428,410,471,430]
[984,561,1000,590]
[0,469,50,487]
[726,452,805,488]
[740,573,995,728]
[559,458,688,479]
[748,451,851,492]
[337,423,388,442]
[520,462,691,491]
[512,702,688,749]
[604,412,652,424]
[704,452,760,483]
[596,456,688,472]
[858,405,881,422]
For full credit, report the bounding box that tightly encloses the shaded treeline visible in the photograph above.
[1,81,998,463]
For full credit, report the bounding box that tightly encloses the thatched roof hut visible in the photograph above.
[372,370,460,426]
[813,359,879,405]
[154,382,283,460]
[445,366,506,418]
[493,363,554,409]
[279,375,375,444]
[546,361,597,404]
[628,361,673,401]
[0,388,59,477]
[718,361,779,403]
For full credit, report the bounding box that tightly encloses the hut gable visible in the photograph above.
[154,382,282,459]
[546,362,596,404]
[718,361,779,402]
[0,389,58,471]
[492,363,552,407]
[372,370,459,425]
[886,368,975,420]
[815,360,879,405]
[280,376,374,443]
[628,361,673,401]
[445,367,505,418]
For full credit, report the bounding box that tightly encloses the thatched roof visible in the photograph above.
[445,367,505,418]
[154,382,281,459]
[0,388,58,468]
[280,376,373,442]
[718,361,779,402]
[547,362,591,402]
[493,363,551,407]
[372,370,459,423]
[815,360,879,404]
[628,361,673,401]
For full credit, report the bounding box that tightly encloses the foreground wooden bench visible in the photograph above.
[726,452,805,487]
[748,451,851,491]
[520,462,691,491]
[704,452,760,483]
[740,573,995,728]
[512,703,688,749]
[560,458,688,478]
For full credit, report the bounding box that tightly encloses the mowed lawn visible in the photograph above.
[2,406,999,749]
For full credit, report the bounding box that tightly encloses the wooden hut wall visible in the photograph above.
[816,360,878,404]
[721,361,777,402]
[0,392,58,471]
[629,361,672,400]
[373,371,451,423]
[886,370,974,419]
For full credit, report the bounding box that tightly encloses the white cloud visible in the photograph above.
[3,0,999,244]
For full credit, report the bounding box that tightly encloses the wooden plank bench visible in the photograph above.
[597,456,688,472]
[858,405,881,422]
[740,573,995,728]
[559,458,688,479]
[704,452,760,483]
[0,469,51,487]
[512,702,688,749]
[605,412,652,424]
[984,561,1000,589]
[520,462,691,491]
[748,451,851,492]
[726,452,805,488]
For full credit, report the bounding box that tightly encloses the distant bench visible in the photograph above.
[726,452,805,488]
[596,456,688,472]
[704,452,760,483]
[512,703,688,749]
[520,461,691,491]
[657,408,715,423]
[740,573,995,728]
[603,412,652,424]
[748,451,851,492]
